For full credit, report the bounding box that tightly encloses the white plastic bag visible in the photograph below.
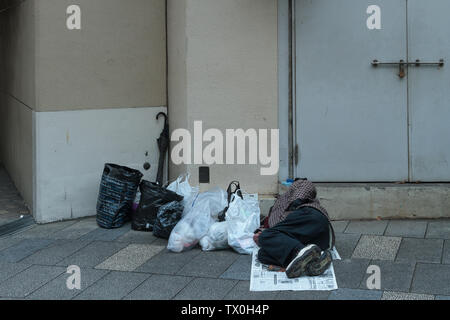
[226,193,260,255]
[199,221,229,251]
[167,187,227,253]
[167,174,199,209]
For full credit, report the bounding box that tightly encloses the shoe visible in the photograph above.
[285,244,321,279]
[305,250,333,277]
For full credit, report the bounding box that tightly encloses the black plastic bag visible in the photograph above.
[96,164,143,229]
[153,201,184,239]
[132,180,183,232]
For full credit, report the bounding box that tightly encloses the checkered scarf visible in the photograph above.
[268,180,330,228]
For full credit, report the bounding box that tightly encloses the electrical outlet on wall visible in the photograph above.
[199,167,210,184]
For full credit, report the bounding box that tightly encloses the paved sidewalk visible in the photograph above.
[0,217,450,300]
[0,167,30,226]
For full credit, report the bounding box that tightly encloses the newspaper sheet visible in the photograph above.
[250,248,340,292]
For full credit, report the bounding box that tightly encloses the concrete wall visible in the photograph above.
[1,0,168,223]
[35,0,167,111]
[167,0,279,194]
[32,0,168,223]
[34,107,167,223]
[0,0,35,207]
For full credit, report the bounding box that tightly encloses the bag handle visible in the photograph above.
[164,173,190,189]
[218,181,243,222]
[227,181,243,203]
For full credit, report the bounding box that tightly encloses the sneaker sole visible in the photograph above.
[306,251,333,277]
[285,245,321,279]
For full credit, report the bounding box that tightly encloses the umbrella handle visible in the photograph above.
[156,112,168,125]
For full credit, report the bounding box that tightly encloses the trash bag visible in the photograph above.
[218,181,243,222]
[96,164,143,229]
[167,187,228,253]
[166,174,199,208]
[199,221,229,251]
[132,180,183,232]
[226,192,261,255]
[132,190,141,213]
[153,201,184,239]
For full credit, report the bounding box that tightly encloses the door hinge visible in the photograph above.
[294,144,299,166]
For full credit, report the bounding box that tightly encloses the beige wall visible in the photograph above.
[0,0,35,207]
[168,0,279,194]
[35,0,167,111]
[1,0,168,216]
[167,0,188,179]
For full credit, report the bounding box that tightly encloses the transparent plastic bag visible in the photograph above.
[167,187,227,253]
[166,174,199,209]
[226,192,261,255]
[199,221,229,251]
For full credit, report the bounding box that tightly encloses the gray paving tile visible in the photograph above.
[224,281,278,300]
[136,248,202,275]
[220,255,252,281]
[352,236,401,261]
[115,230,158,244]
[74,271,150,300]
[12,220,78,239]
[345,221,388,235]
[426,221,450,239]
[177,250,240,278]
[124,274,193,300]
[334,233,361,260]
[0,265,66,298]
[382,291,434,300]
[0,236,23,251]
[0,239,54,263]
[331,221,349,233]
[57,241,128,267]
[396,238,443,264]
[443,240,450,265]
[333,259,371,289]
[21,240,92,265]
[27,268,109,300]
[96,243,165,271]
[359,260,415,292]
[79,224,131,241]
[436,295,450,300]
[385,220,428,238]
[174,278,237,300]
[275,290,331,300]
[0,262,31,283]
[328,288,382,300]
[51,218,99,240]
[411,263,450,296]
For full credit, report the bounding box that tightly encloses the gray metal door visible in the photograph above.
[295,0,409,181]
[408,0,450,181]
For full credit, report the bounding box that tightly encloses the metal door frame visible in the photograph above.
[278,0,296,182]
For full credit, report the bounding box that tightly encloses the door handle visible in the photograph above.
[371,59,444,79]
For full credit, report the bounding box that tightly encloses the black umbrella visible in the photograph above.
[156,112,169,185]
